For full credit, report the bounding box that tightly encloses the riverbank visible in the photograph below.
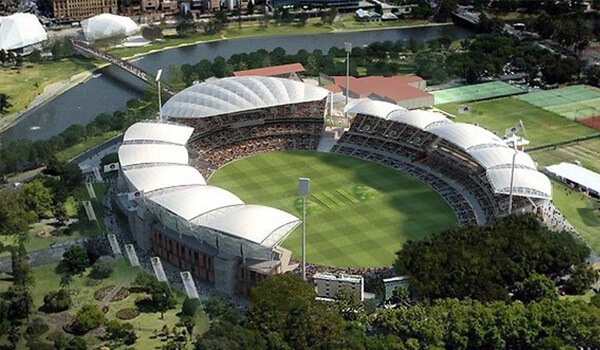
[0,58,103,133]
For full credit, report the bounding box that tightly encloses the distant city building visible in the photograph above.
[313,272,364,301]
[233,63,306,81]
[269,0,359,9]
[203,0,219,11]
[323,75,434,110]
[46,0,117,23]
[140,0,159,11]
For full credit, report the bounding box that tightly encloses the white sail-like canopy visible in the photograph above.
[82,14,139,41]
[0,13,47,51]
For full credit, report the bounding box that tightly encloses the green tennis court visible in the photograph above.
[433,81,526,105]
[516,85,600,120]
[209,151,457,268]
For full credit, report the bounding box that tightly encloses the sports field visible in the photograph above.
[516,85,600,120]
[208,151,457,268]
[529,138,600,174]
[436,98,597,146]
[433,81,526,105]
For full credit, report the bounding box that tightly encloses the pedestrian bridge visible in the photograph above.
[71,40,177,96]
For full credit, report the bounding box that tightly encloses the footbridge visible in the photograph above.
[71,40,178,96]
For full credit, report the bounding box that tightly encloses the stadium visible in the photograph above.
[116,76,552,296]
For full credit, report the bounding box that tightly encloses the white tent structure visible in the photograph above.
[0,13,47,51]
[81,14,139,41]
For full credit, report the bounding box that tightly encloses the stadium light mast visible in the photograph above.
[344,42,352,118]
[508,150,517,215]
[156,69,163,122]
[298,178,310,281]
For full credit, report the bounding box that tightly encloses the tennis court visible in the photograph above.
[433,81,526,105]
[516,85,600,120]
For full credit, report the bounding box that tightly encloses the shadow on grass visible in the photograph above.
[577,208,600,227]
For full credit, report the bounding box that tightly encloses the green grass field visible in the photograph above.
[529,138,600,174]
[433,81,526,105]
[516,85,600,120]
[208,151,457,268]
[437,98,597,146]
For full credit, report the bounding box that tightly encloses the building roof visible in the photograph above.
[118,144,189,168]
[428,123,505,151]
[81,14,139,41]
[322,84,343,94]
[332,76,430,103]
[232,63,305,77]
[149,185,243,221]
[468,147,537,170]
[346,100,406,119]
[546,162,600,194]
[486,168,552,199]
[123,165,206,193]
[387,109,450,129]
[123,122,194,145]
[0,13,47,51]
[192,205,300,245]
[162,76,329,119]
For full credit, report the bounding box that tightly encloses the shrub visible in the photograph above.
[61,245,91,274]
[72,304,106,333]
[42,289,72,313]
[116,308,140,320]
[105,320,138,346]
[24,318,49,340]
[89,260,114,280]
[182,297,201,317]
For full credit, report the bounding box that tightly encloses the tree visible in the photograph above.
[182,297,201,317]
[591,293,600,308]
[333,289,365,322]
[42,289,72,312]
[152,281,177,319]
[61,245,91,275]
[89,260,113,280]
[59,274,73,290]
[176,16,197,37]
[73,304,106,333]
[215,9,229,25]
[298,12,309,26]
[54,203,68,226]
[564,264,598,295]
[0,93,12,114]
[50,38,75,60]
[105,320,138,346]
[320,7,338,25]
[7,284,33,320]
[19,179,54,219]
[28,49,42,63]
[141,24,164,40]
[514,273,558,303]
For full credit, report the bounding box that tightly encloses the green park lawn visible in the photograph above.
[529,138,600,174]
[0,183,108,256]
[208,151,457,268]
[549,181,600,254]
[0,260,208,349]
[437,98,597,147]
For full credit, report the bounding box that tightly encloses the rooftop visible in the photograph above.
[233,63,305,77]
[330,75,430,102]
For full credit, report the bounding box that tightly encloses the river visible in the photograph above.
[1,24,473,142]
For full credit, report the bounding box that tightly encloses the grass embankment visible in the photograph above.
[209,151,457,268]
[0,58,98,117]
[437,97,597,146]
[0,183,108,256]
[0,260,209,349]
[109,16,430,59]
[56,131,122,162]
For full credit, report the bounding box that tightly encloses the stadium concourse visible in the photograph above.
[115,75,553,296]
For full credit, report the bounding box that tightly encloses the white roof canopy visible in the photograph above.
[123,122,194,145]
[0,13,47,50]
[387,109,450,130]
[163,76,329,119]
[82,14,139,41]
[123,165,206,193]
[546,162,600,194]
[118,144,189,168]
[486,168,552,199]
[346,100,406,119]
[468,148,537,170]
[193,205,301,245]
[428,123,505,150]
[149,185,244,221]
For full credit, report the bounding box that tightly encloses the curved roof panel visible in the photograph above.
[123,165,206,193]
[162,76,329,119]
[346,100,405,119]
[468,148,537,170]
[486,168,552,199]
[119,144,189,168]
[387,109,451,130]
[82,14,138,41]
[193,205,300,245]
[0,13,47,51]
[123,122,194,145]
[150,185,243,221]
[428,123,505,150]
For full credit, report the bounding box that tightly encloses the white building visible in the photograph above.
[81,14,139,41]
[0,13,47,52]
[314,272,364,301]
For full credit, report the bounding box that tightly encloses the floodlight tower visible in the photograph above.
[344,42,352,118]
[508,150,517,215]
[298,177,310,281]
[156,69,163,121]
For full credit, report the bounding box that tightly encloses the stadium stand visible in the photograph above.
[332,101,552,224]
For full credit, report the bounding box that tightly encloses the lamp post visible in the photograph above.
[344,42,352,118]
[508,150,517,215]
[298,177,310,281]
[156,69,163,121]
